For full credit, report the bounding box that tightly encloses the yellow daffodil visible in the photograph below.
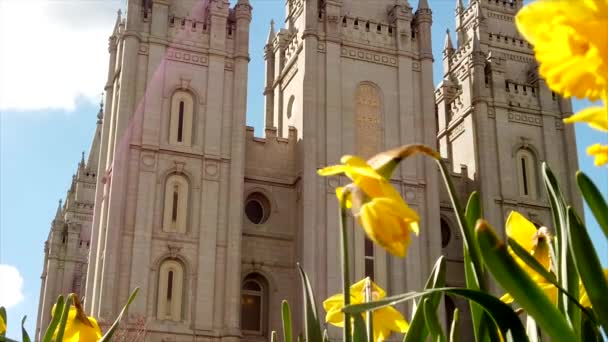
[587,144,608,166]
[0,313,5,336]
[52,304,102,342]
[579,269,608,307]
[501,211,556,304]
[564,106,608,132]
[516,0,608,101]
[323,279,409,341]
[318,156,419,257]
[563,106,608,166]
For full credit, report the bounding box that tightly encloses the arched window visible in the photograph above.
[286,95,295,119]
[157,259,184,321]
[355,83,383,159]
[440,218,452,248]
[162,175,189,233]
[515,149,538,199]
[241,274,268,335]
[169,90,194,146]
[364,237,375,280]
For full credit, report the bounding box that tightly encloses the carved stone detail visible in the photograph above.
[355,83,383,159]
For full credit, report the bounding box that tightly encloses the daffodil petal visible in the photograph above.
[587,144,608,166]
[563,106,608,132]
[505,211,538,252]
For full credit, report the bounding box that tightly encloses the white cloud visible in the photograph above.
[0,264,24,308]
[0,0,123,111]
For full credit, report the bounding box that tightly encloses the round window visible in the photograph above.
[245,193,270,224]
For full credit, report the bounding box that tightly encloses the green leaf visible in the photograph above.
[54,294,74,342]
[526,315,539,342]
[282,300,293,342]
[352,313,368,342]
[423,298,446,342]
[449,308,459,342]
[344,288,527,342]
[297,264,323,342]
[437,161,484,286]
[323,329,330,342]
[475,220,575,341]
[20,316,31,342]
[271,330,278,342]
[543,163,579,327]
[508,237,598,323]
[576,171,608,239]
[581,310,603,342]
[567,207,608,330]
[42,295,64,342]
[99,287,139,342]
[464,192,491,342]
[403,256,446,342]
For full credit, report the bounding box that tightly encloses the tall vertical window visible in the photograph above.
[364,237,375,280]
[516,149,537,199]
[169,91,194,146]
[241,274,268,335]
[157,260,184,321]
[177,101,185,142]
[355,83,383,159]
[163,175,189,233]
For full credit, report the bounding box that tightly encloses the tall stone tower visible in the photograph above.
[36,104,102,339]
[83,0,252,340]
[263,0,441,324]
[435,0,582,246]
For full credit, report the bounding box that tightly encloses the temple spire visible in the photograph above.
[266,19,276,45]
[444,29,454,52]
[456,0,464,13]
[418,0,430,10]
[55,199,63,220]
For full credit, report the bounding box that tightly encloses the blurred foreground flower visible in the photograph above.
[52,302,102,342]
[516,0,608,101]
[323,278,409,341]
[318,155,419,257]
[501,211,556,304]
[0,312,5,336]
[564,106,608,166]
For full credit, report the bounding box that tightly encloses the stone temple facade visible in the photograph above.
[36,0,583,341]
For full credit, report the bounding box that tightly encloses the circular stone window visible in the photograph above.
[245,193,271,224]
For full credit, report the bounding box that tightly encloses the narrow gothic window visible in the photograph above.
[171,185,179,223]
[157,260,184,321]
[521,157,529,196]
[516,148,538,199]
[177,101,185,142]
[364,237,374,280]
[169,91,194,146]
[241,274,268,335]
[163,175,189,233]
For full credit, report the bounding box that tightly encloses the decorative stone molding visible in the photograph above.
[555,120,564,130]
[487,108,496,118]
[448,120,465,141]
[138,44,149,55]
[141,152,157,171]
[167,244,182,258]
[203,159,220,181]
[280,66,298,91]
[341,47,397,67]
[166,48,209,66]
[508,112,542,126]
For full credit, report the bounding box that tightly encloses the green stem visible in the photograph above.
[339,194,352,342]
[364,278,374,342]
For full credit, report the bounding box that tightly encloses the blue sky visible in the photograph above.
[0,0,606,338]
